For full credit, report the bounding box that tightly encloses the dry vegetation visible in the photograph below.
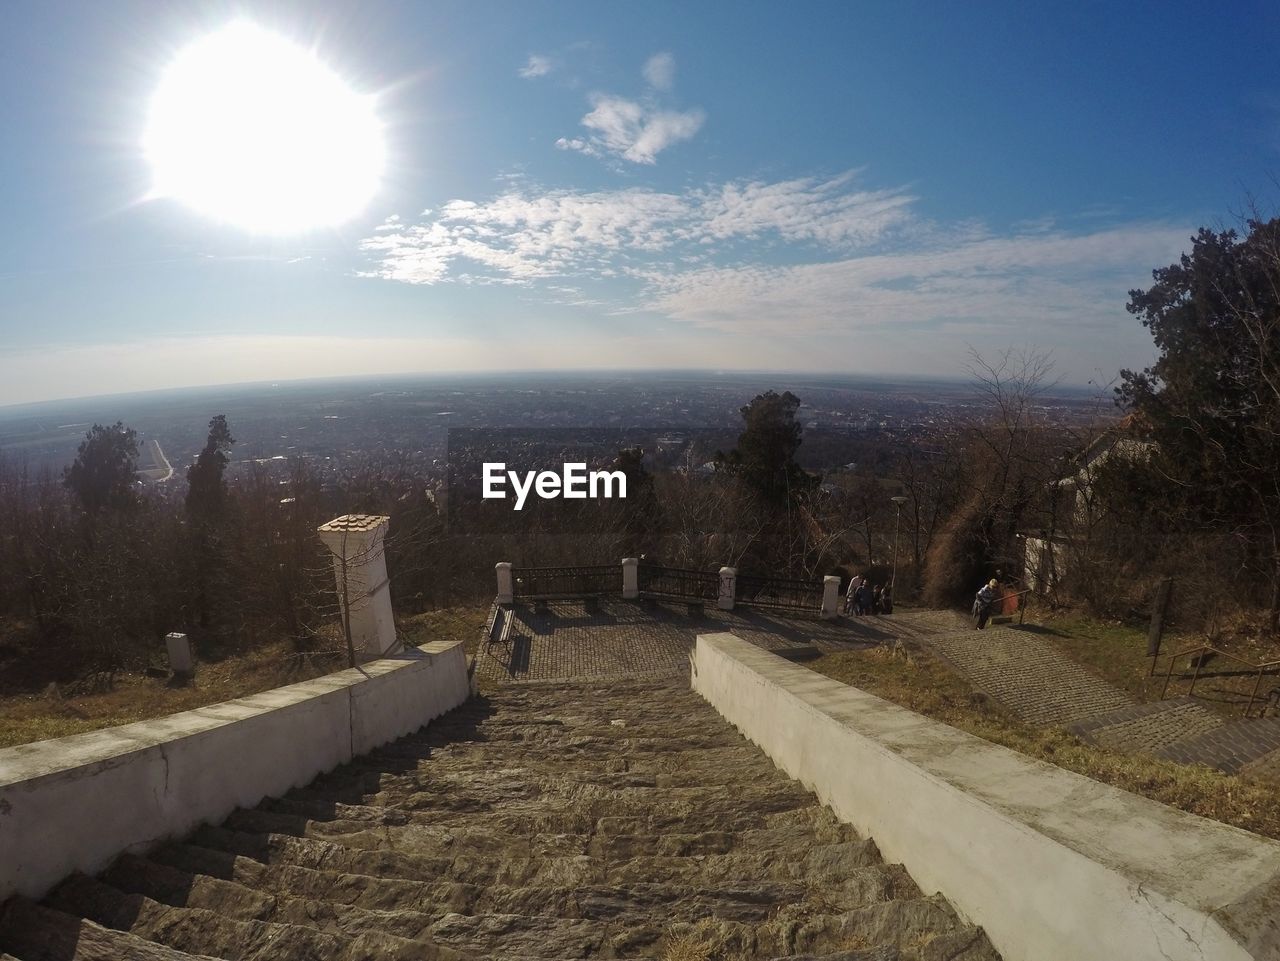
[0,605,489,749]
[810,642,1280,841]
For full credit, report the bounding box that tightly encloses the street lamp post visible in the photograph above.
[890,495,908,589]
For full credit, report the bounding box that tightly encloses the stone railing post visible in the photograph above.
[495,562,514,605]
[821,575,841,619]
[718,567,736,610]
[622,557,640,599]
[165,632,194,678]
[317,514,398,662]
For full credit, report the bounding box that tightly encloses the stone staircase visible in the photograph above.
[0,678,1000,961]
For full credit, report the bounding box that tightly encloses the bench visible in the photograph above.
[641,593,706,617]
[529,595,601,615]
[487,604,514,647]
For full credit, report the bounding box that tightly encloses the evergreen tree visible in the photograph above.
[716,390,815,505]
[64,422,139,516]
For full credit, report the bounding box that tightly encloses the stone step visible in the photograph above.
[0,898,224,961]
[1152,715,1280,773]
[9,674,1001,960]
[1064,696,1226,754]
[43,873,463,961]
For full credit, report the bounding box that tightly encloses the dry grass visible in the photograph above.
[811,643,1280,841]
[0,605,490,749]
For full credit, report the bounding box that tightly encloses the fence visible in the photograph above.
[1158,645,1280,718]
[735,572,824,613]
[637,564,720,600]
[511,564,622,597]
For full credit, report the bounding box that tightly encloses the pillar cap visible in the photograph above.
[318,514,389,534]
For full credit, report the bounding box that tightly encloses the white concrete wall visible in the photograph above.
[692,632,1280,961]
[0,640,469,902]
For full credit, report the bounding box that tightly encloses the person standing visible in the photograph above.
[844,573,864,615]
[881,583,894,615]
[973,578,999,629]
[855,580,872,616]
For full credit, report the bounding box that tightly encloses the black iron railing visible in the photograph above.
[736,573,823,612]
[638,564,719,600]
[512,564,622,597]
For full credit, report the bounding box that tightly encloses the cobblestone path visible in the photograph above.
[916,623,1280,780]
[474,599,918,685]
[0,679,1000,961]
[921,628,1134,728]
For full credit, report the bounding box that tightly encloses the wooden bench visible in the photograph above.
[487,604,514,647]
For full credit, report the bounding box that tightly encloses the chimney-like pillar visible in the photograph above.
[621,558,640,599]
[495,562,514,604]
[317,515,398,662]
[718,567,736,610]
[821,575,841,619]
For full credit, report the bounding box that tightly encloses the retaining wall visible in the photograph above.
[0,640,469,901]
[692,631,1280,961]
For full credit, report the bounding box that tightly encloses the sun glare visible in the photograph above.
[143,21,385,234]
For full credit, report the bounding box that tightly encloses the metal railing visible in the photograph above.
[637,564,719,600]
[736,572,823,613]
[1158,644,1280,718]
[512,564,622,597]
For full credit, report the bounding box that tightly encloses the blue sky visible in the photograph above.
[1,0,1278,404]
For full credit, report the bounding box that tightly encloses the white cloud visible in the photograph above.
[359,173,910,285]
[556,53,702,164]
[518,54,553,79]
[643,52,676,91]
[358,174,1192,381]
[559,94,705,164]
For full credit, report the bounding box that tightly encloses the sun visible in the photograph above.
[143,21,385,234]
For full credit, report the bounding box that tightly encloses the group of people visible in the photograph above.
[843,573,893,616]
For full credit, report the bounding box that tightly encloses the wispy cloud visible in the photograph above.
[518,54,553,79]
[359,172,1192,378]
[643,52,676,91]
[556,52,703,164]
[360,173,913,285]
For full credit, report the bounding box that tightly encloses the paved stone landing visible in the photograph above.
[0,678,1001,961]
[476,599,921,685]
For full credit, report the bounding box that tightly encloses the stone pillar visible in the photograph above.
[317,515,398,662]
[495,562,514,605]
[622,558,640,599]
[165,632,194,676]
[718,567,736,610]
[821,575,841,619]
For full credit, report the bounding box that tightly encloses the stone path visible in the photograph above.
[914,622,1280,780]
[921,628,1134,728]
[475,599,918,685]
[0,678,1000,961]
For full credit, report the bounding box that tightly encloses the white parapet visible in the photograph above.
[718,567,736,610]
[691,632,1280,961]
[820,575,841,619]
[317,514,397,662]
[0,639,470,902]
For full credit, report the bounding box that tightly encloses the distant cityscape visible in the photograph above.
[0,371,1107,490]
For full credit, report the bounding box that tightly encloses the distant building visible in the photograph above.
[1022,416,1154,592]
